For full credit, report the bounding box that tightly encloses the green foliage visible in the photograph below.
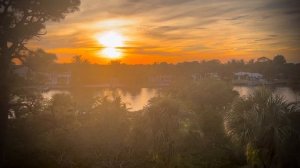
[7,94,131,168]
[0,1,80,167]
[225,88,300,167]
[169,79,237,109]
[166,80,243,168]
[5,81,300,168]
[132,97,188,168]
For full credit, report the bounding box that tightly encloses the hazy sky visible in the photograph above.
[29,0,300,64]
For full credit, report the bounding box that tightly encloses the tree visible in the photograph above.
[6,93,77,168]
[132,97,188,168]
[0,0,80,166]
[256,57,271,63]
[224,88,300,167]
[167,80,242,167]
[70,55,91,87]
[76,97,131,168]
[273,55,286,65]
[23,48,57,72]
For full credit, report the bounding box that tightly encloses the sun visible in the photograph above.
[97,31,124,48]
[101,48,121,59]
[96,31,125,59]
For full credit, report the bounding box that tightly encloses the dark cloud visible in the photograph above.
[261,0,300,11]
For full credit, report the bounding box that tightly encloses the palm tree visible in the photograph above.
[132,97,188,168]
[224,88,300,168]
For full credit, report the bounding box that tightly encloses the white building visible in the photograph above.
[233,72,267,85]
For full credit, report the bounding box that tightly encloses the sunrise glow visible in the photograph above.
[27,0,300,64]
[97,31,124,48]
[101,47,122,59]
[96,31,125,59]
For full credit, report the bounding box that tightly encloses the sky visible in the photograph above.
[28,0,300,64]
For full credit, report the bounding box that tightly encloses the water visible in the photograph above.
[43,88,158,111]
[96,88,158,111]
[43,86,300,111]
[233,86,300,102]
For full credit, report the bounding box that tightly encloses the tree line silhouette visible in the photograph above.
[13,50,300,88]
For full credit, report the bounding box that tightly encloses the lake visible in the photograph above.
[43,86,300,111]
[233,86,300,103]
[43,88,159,111]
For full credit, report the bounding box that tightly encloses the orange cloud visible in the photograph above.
[27,0,300,64]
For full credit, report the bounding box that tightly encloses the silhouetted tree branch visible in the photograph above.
[0,0,80,167]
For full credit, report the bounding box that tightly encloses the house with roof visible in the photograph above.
[233,72,268,85]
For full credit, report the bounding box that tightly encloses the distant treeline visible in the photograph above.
[13,49,300,87]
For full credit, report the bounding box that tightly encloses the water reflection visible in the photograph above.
[43,87,299,112]
[42,90,70,100]
[42,88,158,111]
[96,88,158,111]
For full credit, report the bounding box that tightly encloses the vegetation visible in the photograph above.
[4,52,300,167]
[14,53,300,89]
[225,88,300,168]
[0,1,80,166]
[6,79,300,168]
[1,1,300,168]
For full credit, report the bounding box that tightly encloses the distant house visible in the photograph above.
[233,72,267,85]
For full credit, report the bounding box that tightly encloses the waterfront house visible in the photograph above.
[233,72,268,85]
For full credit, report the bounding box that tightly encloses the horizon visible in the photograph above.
[27,0,300,64]
[17,54,299,65]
